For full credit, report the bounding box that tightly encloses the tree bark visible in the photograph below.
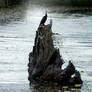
[28,22,83,86]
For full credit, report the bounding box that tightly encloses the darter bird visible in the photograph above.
[39,11,47,26]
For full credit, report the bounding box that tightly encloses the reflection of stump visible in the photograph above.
[28,20,82,86]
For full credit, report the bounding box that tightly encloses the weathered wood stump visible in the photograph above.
[28,20,83,86]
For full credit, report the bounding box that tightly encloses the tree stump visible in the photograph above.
[28,20,83,86]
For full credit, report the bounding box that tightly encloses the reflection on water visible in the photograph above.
[30,81,81,92]
[27,0,92,6]
[0,1,92,92]
[0,5,27,25]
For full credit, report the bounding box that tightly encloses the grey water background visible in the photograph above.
[0,0,92,92]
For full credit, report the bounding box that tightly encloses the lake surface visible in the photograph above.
[0,1,92,92]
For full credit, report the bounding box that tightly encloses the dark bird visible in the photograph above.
[39,11,47,26]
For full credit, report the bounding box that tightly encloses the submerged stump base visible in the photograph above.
[28,23,82,87]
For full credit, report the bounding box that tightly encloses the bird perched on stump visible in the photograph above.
[39,11,47,26]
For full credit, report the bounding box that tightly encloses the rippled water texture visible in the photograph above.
[0,1,92,92]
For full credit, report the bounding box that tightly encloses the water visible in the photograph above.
[0,1,92,92]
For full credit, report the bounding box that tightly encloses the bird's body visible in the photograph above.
[39,12,47,26]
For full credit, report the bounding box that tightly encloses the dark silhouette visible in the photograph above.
[39,12,47,26]
[28,19,83,86]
